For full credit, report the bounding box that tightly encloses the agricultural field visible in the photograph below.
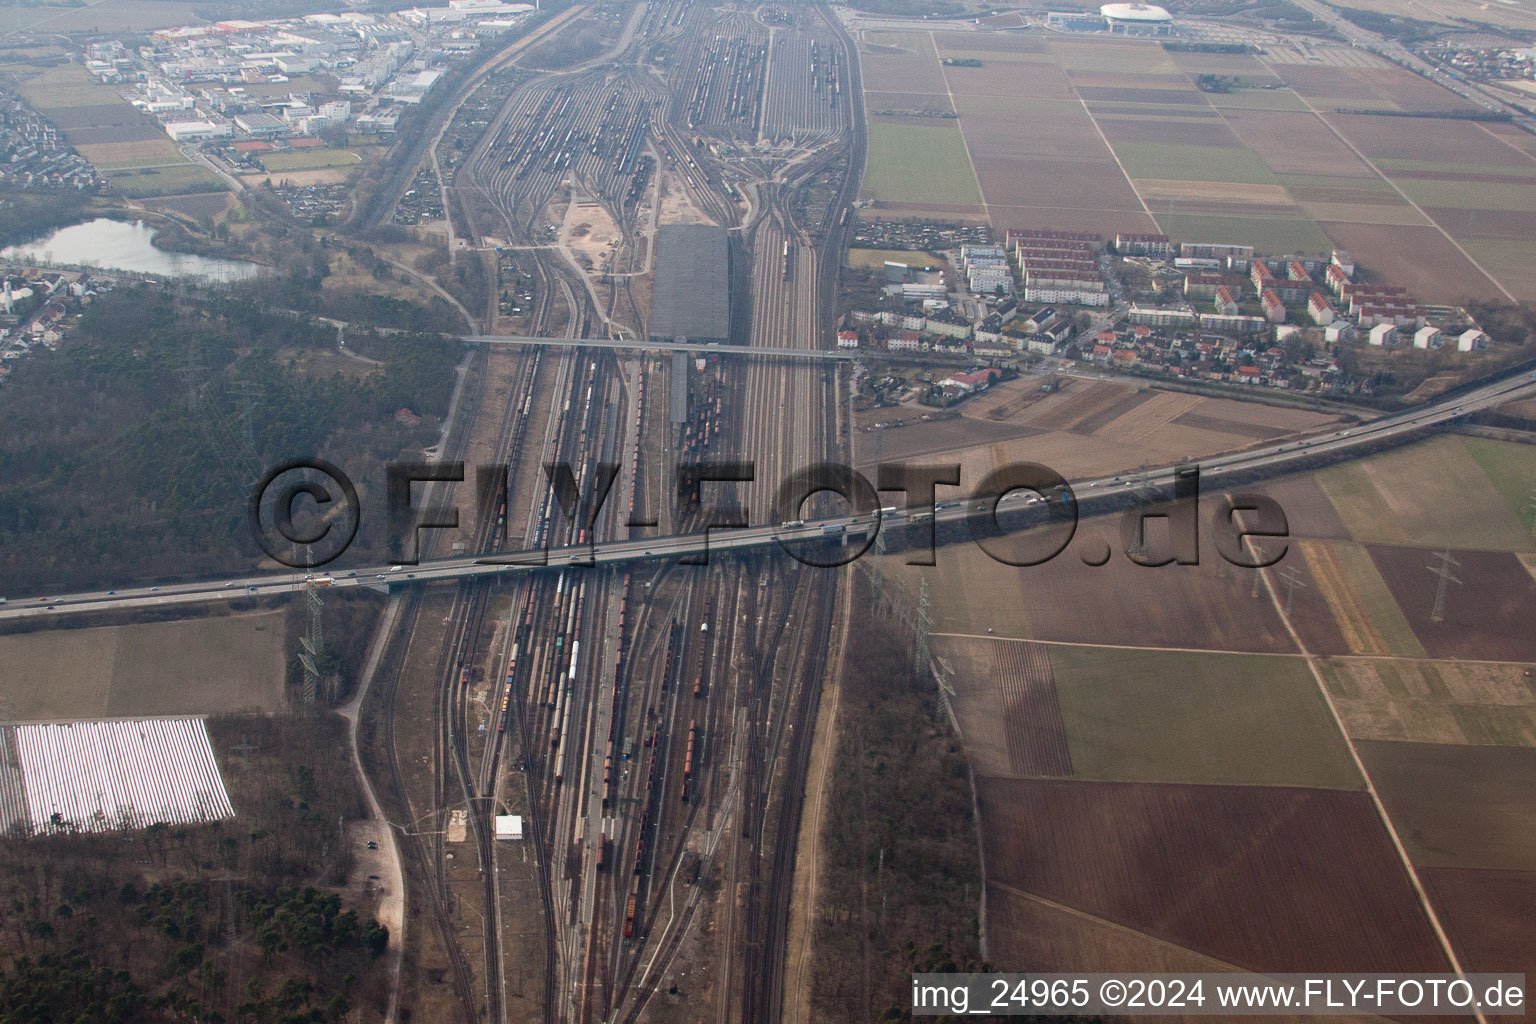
[850,24,1536,299]
[1313,435,1535,552]
[107,162,226,197]
[1291,539,1424,658]
[0,0,205,33]
[859,121,981,206]
[1362,741,1536,871]
[975,776,1452,975]
[5,63,165,146]
[1,61,223,197]
[1320,657,1536,746]
[1330,0,1536,33]
[75,138,185,169]
[937,637,1359,788]
[257,148,362,173]
[886,421,1536,985]
[0,610,286,719]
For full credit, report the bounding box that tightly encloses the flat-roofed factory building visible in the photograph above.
[649,224,731,345]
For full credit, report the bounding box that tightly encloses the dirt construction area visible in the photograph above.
[869,376,1344,489]
[0,610,286,720]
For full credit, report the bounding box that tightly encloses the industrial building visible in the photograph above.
[649,224,731,344]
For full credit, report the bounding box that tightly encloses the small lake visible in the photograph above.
[1,218,263,281]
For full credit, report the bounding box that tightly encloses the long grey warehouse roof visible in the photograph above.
[650,224,729,341]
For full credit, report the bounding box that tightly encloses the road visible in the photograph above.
[1288,0,1536,132]
[8,368,1533,621]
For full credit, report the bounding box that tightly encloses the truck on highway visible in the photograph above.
[311,577,335,587]
[821,523,846,536]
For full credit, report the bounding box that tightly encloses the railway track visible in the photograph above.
[371,4,864,1021]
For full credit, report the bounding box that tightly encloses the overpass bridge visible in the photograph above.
[461,333,861,361]
[5,367,1533,623]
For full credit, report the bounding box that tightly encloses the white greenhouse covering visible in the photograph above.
[0,718,234,835]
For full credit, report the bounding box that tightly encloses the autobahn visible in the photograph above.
[463,332,860,360]
[8,367,1534,623]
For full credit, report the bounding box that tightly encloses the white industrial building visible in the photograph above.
[164,119,232,141]
[494,814,524,840]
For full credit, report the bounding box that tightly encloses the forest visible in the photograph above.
[810,577,985,1022]
[0,284,463,594]
[0,714,390,1023]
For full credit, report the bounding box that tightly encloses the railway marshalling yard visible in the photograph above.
[9,2,1536,1022]
[349,2,863,1022]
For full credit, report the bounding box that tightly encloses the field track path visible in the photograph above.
[1246,529,1486,1022]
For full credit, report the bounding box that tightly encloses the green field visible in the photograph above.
[861,122,982,205]
[1112,141,1280,184]
[1156,212,1335,256]
[847,247,943,270]
[107,163,226,197]
[1460,436,1536,534]
[1315,437,1533,552]
[258,148,362,172]
[1049,645,1362,789]
[1396,178,1536,212]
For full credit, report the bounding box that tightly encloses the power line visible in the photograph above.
[297,583,326,705]
[1426,548,1462,623]
[914,575,931,678]
[1277,565,1307,614]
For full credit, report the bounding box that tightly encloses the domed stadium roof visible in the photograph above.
[1100,3,1173,20]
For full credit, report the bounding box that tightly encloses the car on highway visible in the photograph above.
[151,586,159,591]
